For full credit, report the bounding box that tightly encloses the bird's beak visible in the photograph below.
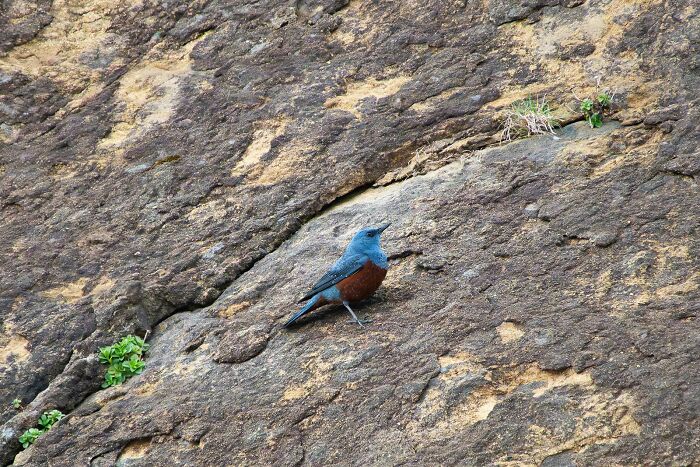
[377,223,391,234]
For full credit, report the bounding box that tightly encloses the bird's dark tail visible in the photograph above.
[284,295,321,327]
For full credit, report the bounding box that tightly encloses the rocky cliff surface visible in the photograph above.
[1,0,699,465]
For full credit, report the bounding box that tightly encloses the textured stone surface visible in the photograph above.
[1,0,699,464]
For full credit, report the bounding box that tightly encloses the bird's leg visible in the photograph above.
[342,301,372,327]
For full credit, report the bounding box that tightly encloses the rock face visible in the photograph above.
[1,0,698,465]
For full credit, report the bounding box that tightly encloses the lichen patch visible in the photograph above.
[98,32,212,152]
[496,321,525,343]
[231,118,292,178]
[118,438,152,461]
[324,76,410,119]
[41,277,89,304]
[0,335,31,365]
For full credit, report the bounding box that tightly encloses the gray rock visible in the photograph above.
[1,0,699,465]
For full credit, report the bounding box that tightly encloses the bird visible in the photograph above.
[284,223,391,328]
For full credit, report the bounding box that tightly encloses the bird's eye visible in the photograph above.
[367,232,375,237]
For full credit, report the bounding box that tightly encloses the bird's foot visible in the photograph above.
[342,302,371,327]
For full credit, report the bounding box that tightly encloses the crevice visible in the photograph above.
[87,448,121,466]
[493,0,585,27]
[404,84,465,112]
[294,433,306,467]
[115,433,169,462]
[149,180,381,334]
[656,169,697,184]
[376,116,593,189]
[179,26,217,48]
[2,342,78,422]
[415,366,441,405]
[388,248,423,261]
[558,234,591,246]
[292,390,341,429]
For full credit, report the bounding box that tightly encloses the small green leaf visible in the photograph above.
[589,113,603,128]
[580,98,593,113]
[38,415,50,429]
[18,427,45,449]
[46,410,64,424]
[98,347,114,364]
[597,92,612,107]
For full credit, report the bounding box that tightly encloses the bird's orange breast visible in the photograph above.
[336,260,388,302]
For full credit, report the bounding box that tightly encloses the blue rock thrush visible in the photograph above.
[284,223,391,327]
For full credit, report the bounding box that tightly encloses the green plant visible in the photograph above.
[18,428,43,449]
[501,96,559,142]
[18,410,65,449]
[12,398,22,409]
[99,335,149,388]
[38,410,64,430]
[575,87,614,129]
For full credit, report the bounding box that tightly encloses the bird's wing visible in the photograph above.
[299,254,367,302]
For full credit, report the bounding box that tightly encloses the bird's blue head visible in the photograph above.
[347,223,390,254]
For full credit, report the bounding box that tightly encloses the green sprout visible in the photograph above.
[12,398,21,410]
[18,409,65,449]
[98,335,149,388]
